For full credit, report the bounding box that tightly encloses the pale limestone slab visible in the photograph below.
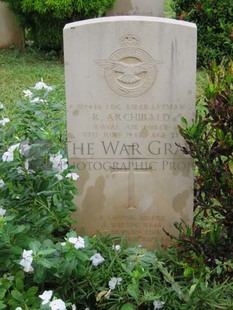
[0,2,24,48]
[106,0,164,17]
[64,16,197,248]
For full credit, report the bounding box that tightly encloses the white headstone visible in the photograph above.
[106,0,164,17]
[0,2,24,49]
[64,16,196,248]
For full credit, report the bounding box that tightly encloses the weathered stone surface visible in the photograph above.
[106,0,164,17]
[0,2,24,49]
[64,16,197,248]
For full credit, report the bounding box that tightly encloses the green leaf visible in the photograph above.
[29,241,41,254]
[142,291,161,302]
[189,283,198,296]
[183,267,194,277]
[66,231,77,239]
[37,258,52,268]
[180,116,188,126]
[11,246,24,255]
[229,161,233,175]
[226,72,232,85]
[0,302,6,309]
[15,277,24,292]
[216,266,222,275]
[127,284,139,304]
[132,267,148,279]
[11,290,24,302]
[38,248,56,256]
[38,190,58,196]
[33,265,45,283]
[76,250,89,263]
[11,225,27,235]
[121,303,136,310]
[25,286,38,297]
[209,83,215,93]
[0,289,6,299]
[65,251,75,261]
[43,239,55,248]
[62,257,77,273]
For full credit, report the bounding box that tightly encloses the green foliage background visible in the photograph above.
[172,0,233,67]
[2,0,115,50]
[177,60,233,270]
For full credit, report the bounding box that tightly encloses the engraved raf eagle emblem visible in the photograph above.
[95,59,157,84]
[94,33,161,97]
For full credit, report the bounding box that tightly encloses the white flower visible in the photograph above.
[0,103,4,110]
[49,299,66,310]
[0,207,6,217]
[17,167,24,175]
[153,300,165,309]
[34,80,53,92]
[0,118,10,126]
[50,153,62,163]
[15,308,23,310]
[60,242,66,247]
[55,173,63,180]
[68,236,85,249]
[34,81,47,90]
[66,172,79,181]
[30,97,44,104]
[2,151,14,162]
[112,244,121,252]
[24,159,29,171]
[57,158,68,171]
[19,249,34,273]
[39,290,53,305]
[8,143,20,152]
[2,143,20,162]
[71,305,76,310]
[0,179,4,187]
[90,253,105,267]
[47,85,53,91]
[108,277,122,290]
[50,153,68,172]
[20,143,30,155]
[17,163,34,175]
[3,273,14,281]
[23,89,33,97]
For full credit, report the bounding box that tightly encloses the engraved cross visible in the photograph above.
[110,145,152,210]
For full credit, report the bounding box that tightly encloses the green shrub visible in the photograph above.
[0,81,77,241]
[1,80,233,309]
[172,0,233,67]
[3,0,115,50]
[177,60,233,271]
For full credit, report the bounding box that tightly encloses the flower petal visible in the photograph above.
[49,299,66,310]
[90,253,105,266]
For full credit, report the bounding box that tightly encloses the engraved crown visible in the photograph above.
[120,34,141,47]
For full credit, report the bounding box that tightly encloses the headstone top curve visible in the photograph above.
[63,16,197,31]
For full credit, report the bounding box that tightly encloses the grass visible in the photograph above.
[0,48,65,115]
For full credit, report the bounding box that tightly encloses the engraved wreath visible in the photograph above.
[95,34,161,98]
